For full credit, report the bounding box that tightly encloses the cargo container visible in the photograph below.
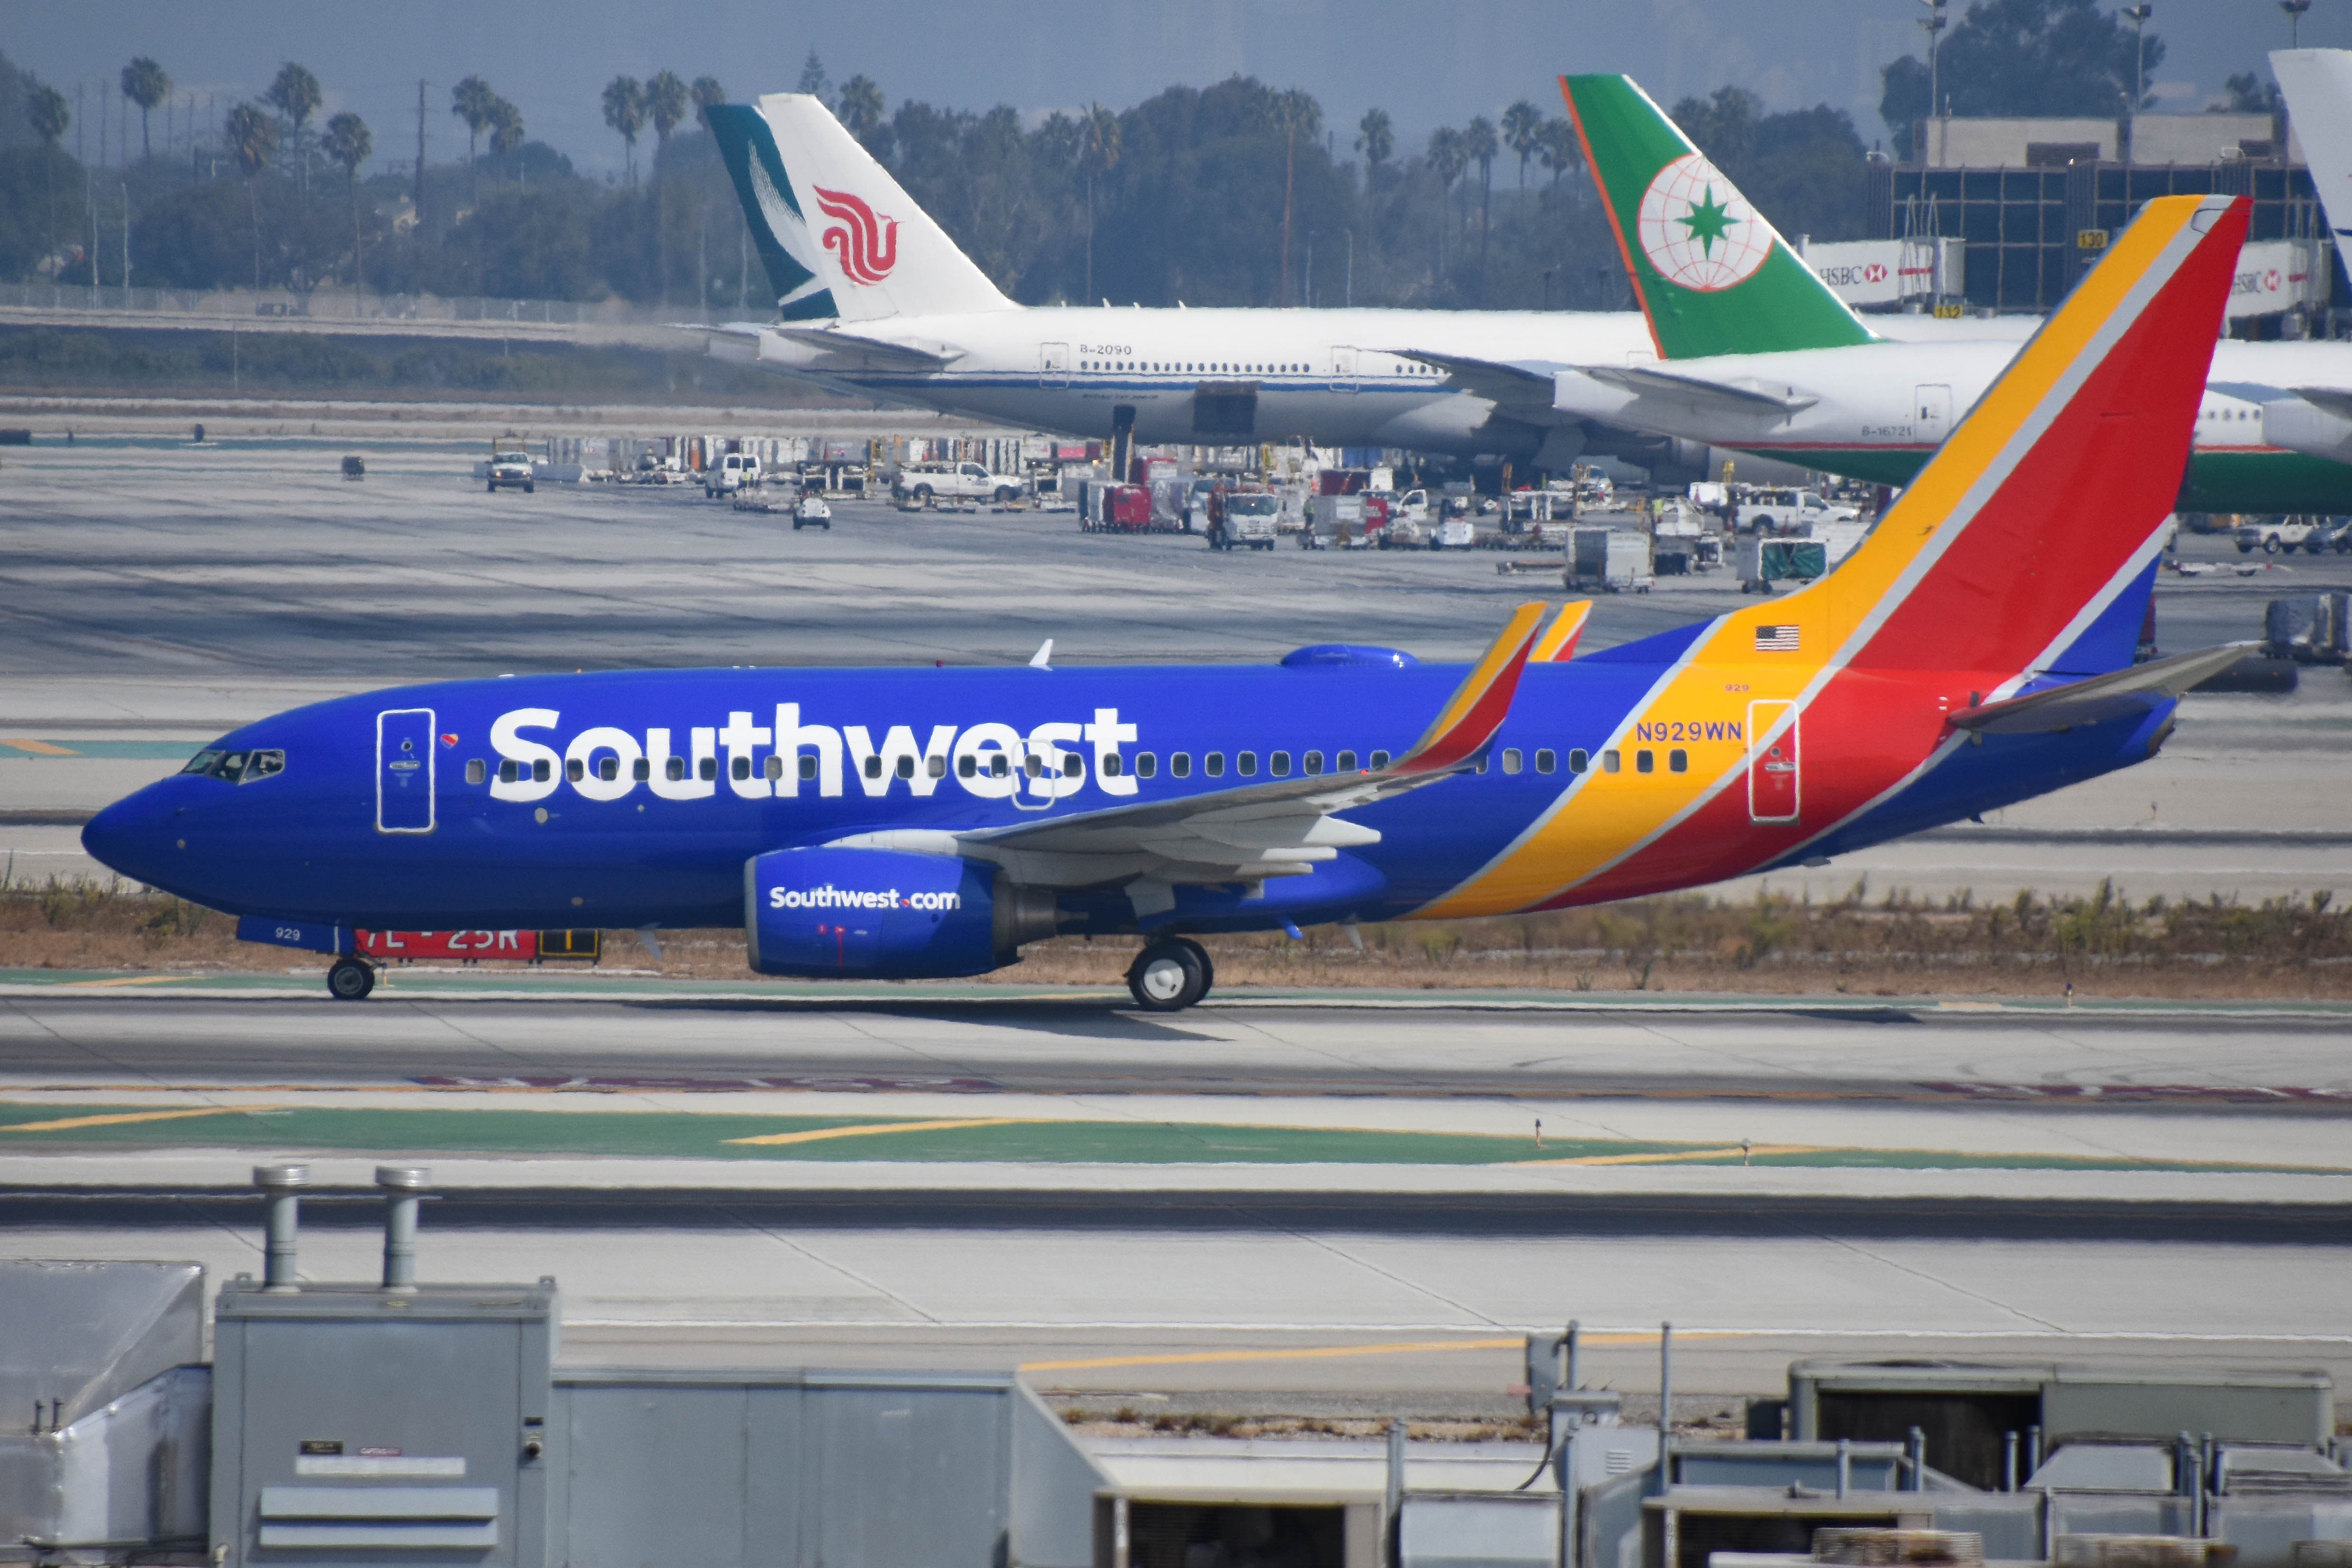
[1567,528,1653,592]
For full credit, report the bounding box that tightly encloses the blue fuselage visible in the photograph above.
[82,652,2174,939]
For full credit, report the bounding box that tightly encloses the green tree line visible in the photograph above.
[1,2,2168,312]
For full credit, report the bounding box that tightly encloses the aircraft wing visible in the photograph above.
[1392,350,1568,413]
[830,603,1554,895]
[775,326,963,370]
[1580,363,1820,415]
[1949,643,2257,735]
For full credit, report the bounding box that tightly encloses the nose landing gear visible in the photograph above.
[1125,937,1213,1012]
[326,956,377,1001]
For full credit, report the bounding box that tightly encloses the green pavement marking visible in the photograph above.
[0,741,199,760]
[0,1102,2340,1173]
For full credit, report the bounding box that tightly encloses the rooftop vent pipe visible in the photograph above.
[376,1165,430,1291]
[252,1163,309,1291]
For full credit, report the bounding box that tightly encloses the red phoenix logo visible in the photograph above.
[813,186,899,284]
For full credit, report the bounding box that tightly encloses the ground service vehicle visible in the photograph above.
[1734,488,1859,535]
[893,462,1025,505]
[1209,491,1279,551]
[794,496,831,530]
[82,195,2259,1015]
[708,453,763,498]
[488,439,534,494]
[2237,517,2319,553]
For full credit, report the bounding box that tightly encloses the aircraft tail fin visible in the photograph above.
[707,95,1015,324]
[2269,51,2352,277]
[1765,193,2246,682]
[1558,74,1878,359]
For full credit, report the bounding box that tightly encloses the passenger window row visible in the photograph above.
[480,742,1693,792]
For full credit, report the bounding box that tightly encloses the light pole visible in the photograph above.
[2282,0,2312,46]
[1918,0,1949,164]
[2123,5,2151,164]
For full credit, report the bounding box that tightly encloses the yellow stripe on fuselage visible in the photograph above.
[1418,200,2204,918]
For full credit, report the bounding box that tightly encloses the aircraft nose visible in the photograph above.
[81,786,184,886]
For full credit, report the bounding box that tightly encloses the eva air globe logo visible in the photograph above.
[1636,153,1771,291]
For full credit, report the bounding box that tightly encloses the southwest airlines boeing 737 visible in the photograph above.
[82,194,2251,1011]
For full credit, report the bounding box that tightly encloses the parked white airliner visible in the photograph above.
[702,93,1992,477]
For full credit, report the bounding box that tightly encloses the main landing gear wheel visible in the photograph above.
[1172,936,1213,994]
[326,957,376,1001]
[1127,940,1210,1012]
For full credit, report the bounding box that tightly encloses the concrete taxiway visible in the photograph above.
[1,991,2346,1397]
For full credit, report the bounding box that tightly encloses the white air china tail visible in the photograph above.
[702,93,1992,472]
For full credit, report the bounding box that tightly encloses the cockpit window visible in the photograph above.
[181,747,285,784]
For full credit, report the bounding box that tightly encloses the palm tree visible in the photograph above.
[265,64,321,195]
[26,82,68,263]
[1502,99,1543,190]
[1463,114,1498,298]
[1427,127,1465,276]
[690,75,726,128]
[645,71,689,305]
[323,111,370,287]
[1355,107,1393,182]
[1538,118,1580,191]
[837,74,885,143]
[488,97,524,188]
[1076,103,1120,302]
[121,58,169,160]
[452,75,496,203]
[602,76,645,184]
[1274,89,1321,306]
[224,101,278,290]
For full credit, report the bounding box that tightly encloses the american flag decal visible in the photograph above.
[1754,625,1800,651]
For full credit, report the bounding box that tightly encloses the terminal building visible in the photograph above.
[1804,113,2336,333]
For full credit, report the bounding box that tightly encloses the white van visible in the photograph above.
[707,453,763,498]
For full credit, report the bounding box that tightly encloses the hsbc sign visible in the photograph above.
[1801,238,1959,307]
[2226,240,2320,320]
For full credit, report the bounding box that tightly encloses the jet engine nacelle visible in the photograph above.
[744,848,1059,979]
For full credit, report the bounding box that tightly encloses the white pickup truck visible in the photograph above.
[1733,487,1860,535]
[893,462,1026,505]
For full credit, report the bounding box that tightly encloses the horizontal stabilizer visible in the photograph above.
[1581,362,1818,415]
[1950,643,2257,734]
[775,326,961,369]
[2290,384,2352,420]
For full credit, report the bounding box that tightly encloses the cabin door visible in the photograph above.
[376,707,437,834]
[1040,341,1070,388]
[1745,700,1800,824]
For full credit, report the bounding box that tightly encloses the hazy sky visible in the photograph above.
[16,0,2347,179]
